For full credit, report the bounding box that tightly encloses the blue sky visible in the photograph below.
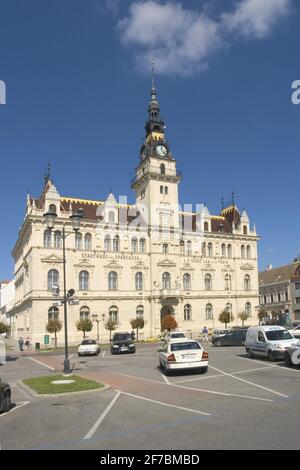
[0,0,299,280]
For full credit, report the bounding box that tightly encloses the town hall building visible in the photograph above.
[10,81,260,346]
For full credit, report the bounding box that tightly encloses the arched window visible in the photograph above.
[244,275,251,291]
[180,240,185,254]
[80,306,90,320]
[136,305,144,319]
[140,239,146,253]
[186,241,192,256]
[184,304,192,321]
[132,237,138,253]
[160,186,164,194]
[135,272,143,291]
[205,303,213,320]
[227,244,232,258]
[243,225,248,235]
[79,271,89,291]
[108,271,118,291]
[104,235,111,252]
[85,234,92,250]
[205,274,212,291]
[48,306,59,321]
[160,164,165,175]
[109,306,118,323]
[108,211,115,224]
[225,274,232,291]
[49,204,57,214]
[75,232,82,250]
[221,243,226,257]
[48,269,59,290]
[44,229,52,248]
[226,303,232,314]
[241,245,245,259]
[54,231,62,249]
[246,245,251,259]
[245,302,252,317]
[208,243,213,257]
[162,272,171,290]
[183,273,191,291]
[204,222,209,232]
[162,243,169,254]
[113,235,120,252]
[202,242,206,257]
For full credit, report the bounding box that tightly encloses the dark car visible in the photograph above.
[0,379,11,413]
[111,332,136,355]
[212,328,247,347]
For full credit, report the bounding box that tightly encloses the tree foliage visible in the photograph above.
[219,310,234,328]
[161,315,178,332]
[0,322,10,335]
[105,320,117,341]
[130,317,145,341]
[46,319,63,348]
[238,311,250,326]
[258,309,268,325]
[76,318,93,338]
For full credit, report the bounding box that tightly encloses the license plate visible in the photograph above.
[182,354,196,359]
[121,347,128,351]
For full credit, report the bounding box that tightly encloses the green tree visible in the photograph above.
[238,311,250,327]
[76,318,93,338]
[258,309,268,325]
[130,317,145,341]
[105,320,117,342]
[46,319,63,349]
[161,315,178,332]
[0,322,10,335]
[219,310,234,329]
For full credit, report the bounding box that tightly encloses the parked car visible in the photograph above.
[245,325,299,361]
[78,339,100,357]
[211,329,228,341]
[162,331,186,342]
[158,339,208,375]
[111,332,136,355]
[0,379,11,414]
[212,328,247,347]
[288,324,300,339]
[284,346,300,367]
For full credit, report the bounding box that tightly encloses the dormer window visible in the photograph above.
[49,204,57,214]
[243,225,248,235]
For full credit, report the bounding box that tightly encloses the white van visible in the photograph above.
[245,325,299,361]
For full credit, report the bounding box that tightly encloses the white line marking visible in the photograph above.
[232,365,278,375]
[209,365,289,399]
[83,391,121,440]
[69,354,74,360]
[102,351,106,358]
[236,356,276,367]
[27,356,55,371]
[174,374,224,384]
[0,401,30,419]
[160,372,170,385]
[114,372,273,402]
[120,391,211,416]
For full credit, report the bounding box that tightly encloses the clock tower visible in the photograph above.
[132,77,182,230]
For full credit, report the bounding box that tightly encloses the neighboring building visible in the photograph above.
[0,280,15,329]
[10,81,260,346]
[259,259,300,323]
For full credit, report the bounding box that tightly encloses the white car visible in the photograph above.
[284,346,300,367]
[245,325,299,361]
[78,339,100,357]
[162,331,186,343]
[288,325,300,338]
[158,339,208,375]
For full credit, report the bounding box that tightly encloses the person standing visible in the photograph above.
[202,326,209,342]
[18,337,24,352]
[25,337,30,350]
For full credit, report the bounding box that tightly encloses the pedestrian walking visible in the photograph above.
[202,326,209,342]
[18,337,24,352]
[131,330,136,342]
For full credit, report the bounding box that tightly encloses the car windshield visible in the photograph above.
[171,333,185,338]
[265,330,293,341]
[81,340,96,345]
[114,335,131,342]
[171,342,201,352]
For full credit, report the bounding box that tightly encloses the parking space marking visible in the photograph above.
[27,356,55,371]
[160,372,170,385]
[69,354,74,360]
[83,391,121,440]
[236,356,276,367]
[173,374,224,384]
[171,383,274,402]
[209,365,289,399]
[102,351,106,358]
[119,390,211,416]
[0,401,30,419]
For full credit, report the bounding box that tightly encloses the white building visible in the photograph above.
[0,280,15,328]
[10,81,260,346]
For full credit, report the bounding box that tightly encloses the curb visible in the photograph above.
[17,380,111,399]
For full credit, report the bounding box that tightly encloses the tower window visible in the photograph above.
[160,164,165,175]
[160,186,164,194]
[165,186,168,195]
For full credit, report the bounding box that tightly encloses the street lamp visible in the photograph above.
[43,208,84,374]
[92,314,106,341]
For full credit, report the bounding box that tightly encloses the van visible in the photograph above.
[245,325,299,361]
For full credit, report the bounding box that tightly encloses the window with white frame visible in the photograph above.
[44,229,52,248]
[109,306,118,323]
[48,269,59,290]
[54,231,62,249]
[205,274,212,291]
[108,271,118,291]
[140,238,146,253]
[85,233,92,250]
[184,304,192,321]
[162,272,171,290]
[244,275,251,291]
[80,306,90,320]
[135,272,143,291]
[205,303,213,320]
[131,237,138,253]
[48,306,59,321]
[183,273,191,291]
[225,274,232,291]
[75,232,82,250]
[104,235,111,252]
[113,235,120,252]
[79,271,89,291]
[136,305,144,319]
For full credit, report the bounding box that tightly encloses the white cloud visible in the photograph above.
[117,0,292,76]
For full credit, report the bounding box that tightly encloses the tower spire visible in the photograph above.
[44,160,51,185]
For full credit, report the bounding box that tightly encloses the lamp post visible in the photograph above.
[43,208,83,375]
[92,314,106,341]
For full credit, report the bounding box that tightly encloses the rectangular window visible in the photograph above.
[295,283,300,290]
[278,293,281,302]
[264,295,267,304]
[295,298,300,304]
[285,292,289,301]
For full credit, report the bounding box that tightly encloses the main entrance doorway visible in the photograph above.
[160,305,175,331]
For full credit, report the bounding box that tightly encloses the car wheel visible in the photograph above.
[246,348,254,358]
[216,340,223,347]
[285,351,293,368]
[2,392,11,413]
[268,350,275,362]
[199,367,208,374]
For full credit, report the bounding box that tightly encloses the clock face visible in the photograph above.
[156,144,167,157]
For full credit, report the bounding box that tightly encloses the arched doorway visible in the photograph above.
[160,304,175,331]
